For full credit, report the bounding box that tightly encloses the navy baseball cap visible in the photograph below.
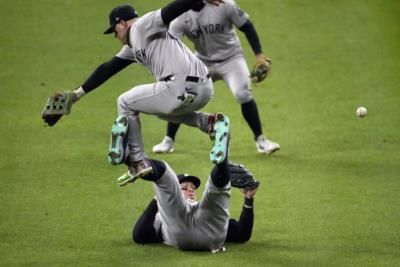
[104,5,138,34]
[177,174,201,189]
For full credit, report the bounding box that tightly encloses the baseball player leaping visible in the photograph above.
[41,0,227,180]
[153,0,280,155]
[123,116,259,252]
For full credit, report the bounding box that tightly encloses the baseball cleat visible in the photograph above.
[108,115,128,165]
[210,113,230,164]
[117,171,140,187]
[117,159,153,187]
[255,135,280,154]
[152,136,174,153]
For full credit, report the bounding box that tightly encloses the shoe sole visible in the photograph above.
[108,115,128,165]
[152,147,174,153]
[117,166,153,187]
[210,114,230,164]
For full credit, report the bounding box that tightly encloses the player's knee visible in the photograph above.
[234,91,252,104]
[117,94,128,112]
[132,229,146,244]
[240,233,252,242]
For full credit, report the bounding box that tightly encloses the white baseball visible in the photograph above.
[356,107,367,118]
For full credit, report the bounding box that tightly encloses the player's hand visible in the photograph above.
[240,187,258,199]
[206,0,225,6]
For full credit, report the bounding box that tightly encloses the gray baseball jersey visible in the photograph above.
[169,0,253,104]
[115,9,214,162]
[116,9,209,80]
[153,162,231,251]
[169,0,249,63]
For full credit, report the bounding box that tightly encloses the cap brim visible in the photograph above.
[104,24,116,34]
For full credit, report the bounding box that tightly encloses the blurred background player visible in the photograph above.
[153,0,280,155]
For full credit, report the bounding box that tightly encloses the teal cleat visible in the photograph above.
[210,113,230,164]
[108,115,128,165]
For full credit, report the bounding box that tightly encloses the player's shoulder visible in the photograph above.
[210,0,241,14]
[180,10,193,23]
[137,9,163,27]
[219,0,248,19]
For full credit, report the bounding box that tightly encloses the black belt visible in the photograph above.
[161,74,210,82]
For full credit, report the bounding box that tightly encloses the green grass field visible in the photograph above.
[1,0,399,266]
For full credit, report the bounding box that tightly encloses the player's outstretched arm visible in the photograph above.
[41,57,133,126]
[80,56,133,95]
[225,188,257,243]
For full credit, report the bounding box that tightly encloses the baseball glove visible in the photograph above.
[41,91,77,126]
[250,54,272,83]
[229,162,260,189]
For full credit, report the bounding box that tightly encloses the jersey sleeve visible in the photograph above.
[116,45,136,61]
[226,0,249,28]
[168,16,186,40]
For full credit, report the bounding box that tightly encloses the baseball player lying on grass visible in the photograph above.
[120,116,260,252]
[133,173,258,252]
[153,0,280,155]
[42,0,227,182]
